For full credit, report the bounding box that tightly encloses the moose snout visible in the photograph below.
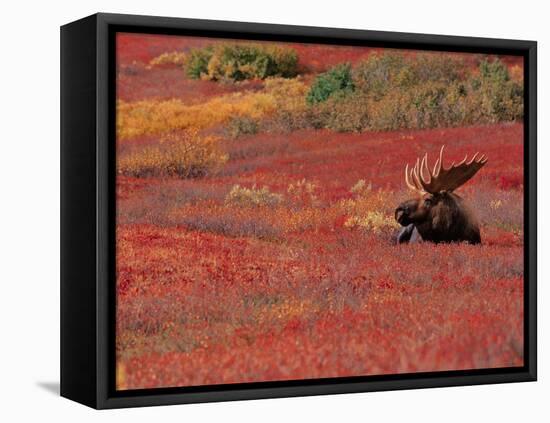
[395,205,410,226]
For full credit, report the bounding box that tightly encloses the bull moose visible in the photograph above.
[395,146,488,244]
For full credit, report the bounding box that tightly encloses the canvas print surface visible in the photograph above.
[115,32,524,390]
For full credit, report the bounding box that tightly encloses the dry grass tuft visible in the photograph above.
[117,129,227,178]
[149,51,187,68]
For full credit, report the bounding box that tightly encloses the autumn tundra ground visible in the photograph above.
[115,34,524,390]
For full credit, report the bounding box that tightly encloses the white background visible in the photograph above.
[1,0,546,421]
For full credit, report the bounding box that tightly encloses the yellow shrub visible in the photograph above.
[258,77,310,132]
[255,299,318,324]
[225,185,283,207]
[264,77,308,113]
[149,51,187,67]
[509,65,523,82]
[340,180,398,234]
[344,212,398,234]
[116,363,127,390]
[350,179,372,196]
[117,78,308,141]
[341,181,392,214]
[117,129,227,178]
[117,92,276,140]
[285,208,326,232]
[490,199,503,210]
[287,179,319,208]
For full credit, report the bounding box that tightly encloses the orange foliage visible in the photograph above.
[116,123,524,389]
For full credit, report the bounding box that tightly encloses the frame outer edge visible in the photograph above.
[96,12,111,409]
[528,42,537,380]
[85,12,537,409]
[96,12,536,48]
[60,14,99,409]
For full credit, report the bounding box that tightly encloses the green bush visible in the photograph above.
[185,44,298,81]
[185,47,213,79]
[303,53,523,132]
[366,89,410,131]
[311,93,370,132]
[408,82,449,128]
[352,53,406,99]
[408,53,466,85]
[226,116,259,138]
[479,58,510,82]
[473,58,524,122]
[352,52,465,98]
[306,63,355,104]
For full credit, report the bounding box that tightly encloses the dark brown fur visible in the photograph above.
[395,192,481,244]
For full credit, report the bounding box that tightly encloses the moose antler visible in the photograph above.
[405,145,488,194]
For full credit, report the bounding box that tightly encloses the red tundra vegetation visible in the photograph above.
[115,33,524,390]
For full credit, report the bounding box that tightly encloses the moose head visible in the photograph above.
[395,146,488,244]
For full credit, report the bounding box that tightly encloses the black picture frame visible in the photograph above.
[61,12,537,409]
